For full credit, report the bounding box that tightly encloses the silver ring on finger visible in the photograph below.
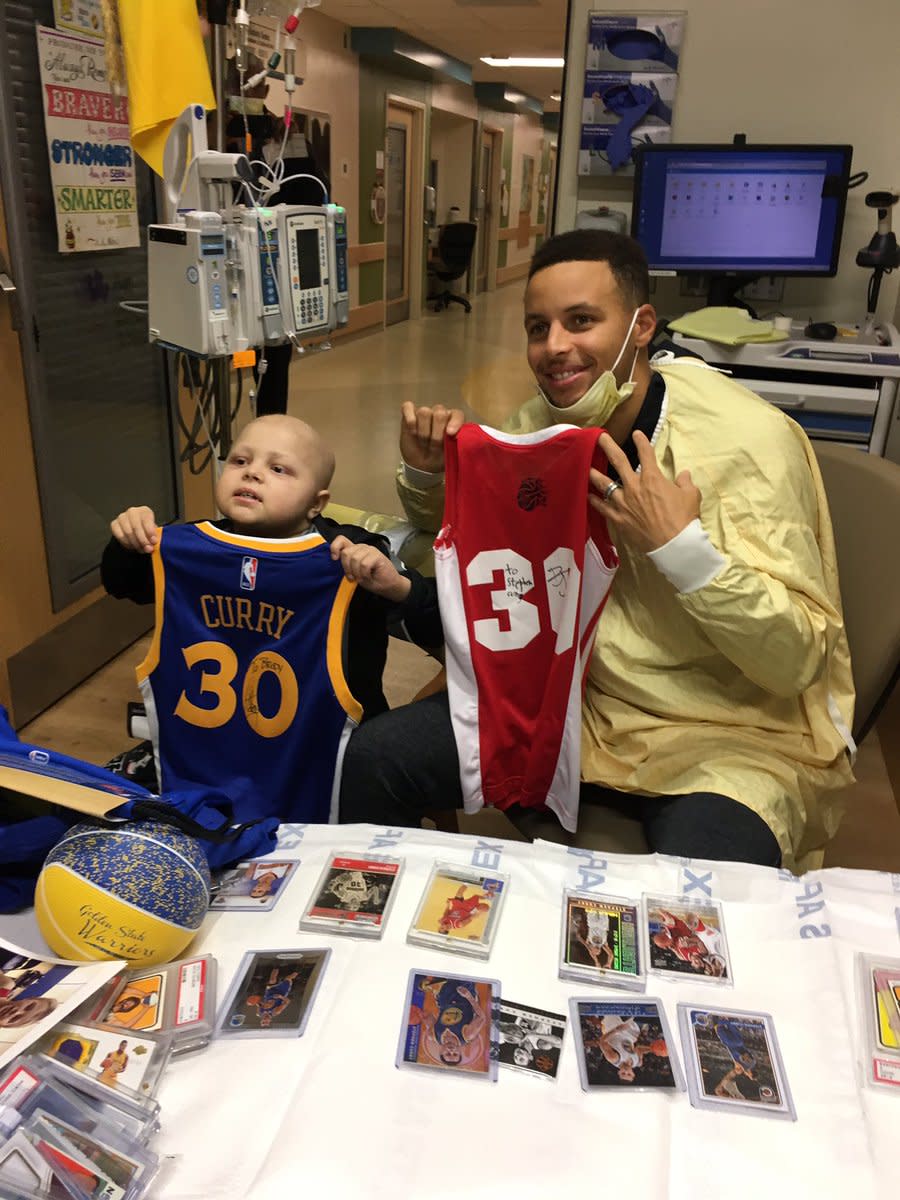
[603,480,622,502]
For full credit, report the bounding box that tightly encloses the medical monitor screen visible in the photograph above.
[631,144,852,276]
[296,227,322,290]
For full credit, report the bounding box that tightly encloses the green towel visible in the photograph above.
[668,307,789,347]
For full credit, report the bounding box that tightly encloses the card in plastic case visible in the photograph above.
[559,891,644,990]
[856,951,900,1090]
[570,996,683,1092]
[81,954,216,1057]
[299,852,403,938]
[209,859,300,911]
[6,1057,159,1146]
[32,1021,171,1105]
[407,862,508,960]
[26,1109,158,1200]
[396,969,500,1081]
[215,948,330,1039]
[33,1053,162,1128]
[678,1003,796,1120]
[0,1058,154,1151]
[643,894,733,984]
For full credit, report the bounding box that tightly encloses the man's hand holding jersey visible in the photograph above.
[400,402,466,475]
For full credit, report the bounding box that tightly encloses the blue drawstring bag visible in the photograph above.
[0,706,277,912]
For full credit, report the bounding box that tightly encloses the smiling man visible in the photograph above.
[339,230,855,872]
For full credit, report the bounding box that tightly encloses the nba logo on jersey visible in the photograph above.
[240,556,258,591]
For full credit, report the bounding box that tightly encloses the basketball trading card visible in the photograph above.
[209,859,299,911]
[495,999,566,1081]
[215,948,330,1039]
[559,891,644,990]
[0,1129,62,1197]
[570,997,683,1092]
[85,955,216,1057]
[396,969,499,1081]
[299,853,403,938]
[27,1114,127,1200]
[28,1111,157,1200]
[643,894,732,984]
[856,953,900,1089]
[34,1022,171,1101]
[31,1054,161,1131]
[407,863,509,960]
[872,967,900,1046]
[678,1005,796,1119]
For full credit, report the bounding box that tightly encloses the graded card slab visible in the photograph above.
[299,853,402,937]
[644,895,732,983]
[496,999,566,1081]
[872,967,900,1047]
[570,997,683,1092]
[215,948,330,1039]
[32,1053,161,1131]
[0,1129,62,1197]
[209,859,299,911]
[560,892,643,989]
[34,1022,170,1100]
[678,1005,796,1119]
[29,1111,156,1200]
[407,863,508,960]
[87,954,216,1055]
[0,1057,158,1155]
[857,954,900,1088]
[396,970,499,1080]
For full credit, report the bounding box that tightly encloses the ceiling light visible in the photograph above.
[550,92,561,102]
[480,56,565,68]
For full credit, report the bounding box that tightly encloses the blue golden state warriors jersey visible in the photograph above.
[136,522,362,825]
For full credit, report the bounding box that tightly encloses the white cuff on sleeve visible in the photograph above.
[401,460,444,489]
[646,518,726,594]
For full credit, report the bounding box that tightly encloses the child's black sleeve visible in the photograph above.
[389,569,442,650]
[313,515,443,650]
[100,537,155,604]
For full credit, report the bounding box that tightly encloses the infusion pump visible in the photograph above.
[148,203,349,358]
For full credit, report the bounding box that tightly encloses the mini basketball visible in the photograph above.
[35,821,211,967]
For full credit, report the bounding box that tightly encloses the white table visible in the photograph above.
[10,824,900,1197]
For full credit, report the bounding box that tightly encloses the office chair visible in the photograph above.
[428,222,477,313]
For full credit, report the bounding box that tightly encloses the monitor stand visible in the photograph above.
[706,274,759,311]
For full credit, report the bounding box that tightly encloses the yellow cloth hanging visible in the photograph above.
[117,0,215,178]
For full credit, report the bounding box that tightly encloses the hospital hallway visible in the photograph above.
[20,281,900,872]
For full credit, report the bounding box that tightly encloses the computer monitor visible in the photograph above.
[631,143,853,306]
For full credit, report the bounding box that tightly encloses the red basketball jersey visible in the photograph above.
[434,424,618,831]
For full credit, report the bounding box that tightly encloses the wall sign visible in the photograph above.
[37,24,139,253]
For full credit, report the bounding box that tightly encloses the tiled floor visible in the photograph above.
[22,284,900,871]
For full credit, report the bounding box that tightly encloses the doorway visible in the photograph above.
[476,128,501,294]
[385,106,413,325]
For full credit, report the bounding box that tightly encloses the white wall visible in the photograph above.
[431,109,475,223]
[557,0,900,323]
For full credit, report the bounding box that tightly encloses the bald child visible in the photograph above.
[103,415,440,736]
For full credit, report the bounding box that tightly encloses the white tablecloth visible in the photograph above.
[8,824,900,1197]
